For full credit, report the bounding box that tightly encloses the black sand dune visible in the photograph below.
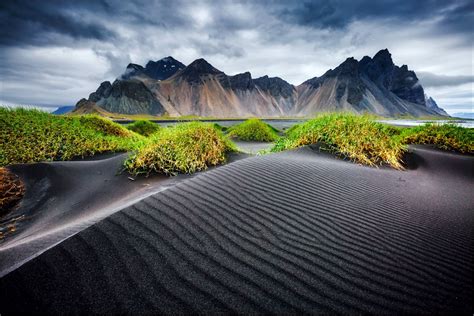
[0,146,472,314]
[0,154,185,277]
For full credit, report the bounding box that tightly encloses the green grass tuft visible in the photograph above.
[227,119,279,142]
[126,120,161,136]
[77,115,135,137]
[400,123,473,153]
[272,113,406,169]
[0,108,144,166]
[212,123,228,132]
[124,122,236,176]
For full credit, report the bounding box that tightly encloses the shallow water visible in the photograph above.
[378,119,474,128]
[118,118,474,129]
[150,119,304,130]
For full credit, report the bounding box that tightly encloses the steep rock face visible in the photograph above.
[296,49,443,117]
[254,76,295,99]
[86,80,166,115]
[89,81,112,102]
[296,58,371,114]
[425,95,449,116]
[254,76,297,113]
[155,60,288,117]
[360,49,425,105]
[228,72,255,90]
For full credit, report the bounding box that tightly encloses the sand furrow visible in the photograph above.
[0,146,472,314]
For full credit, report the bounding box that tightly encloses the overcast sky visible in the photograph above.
[0,0,472,114]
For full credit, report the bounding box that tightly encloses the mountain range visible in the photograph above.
[75,49,448,117]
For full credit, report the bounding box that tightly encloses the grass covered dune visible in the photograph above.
[0,109,235,176]
[227,118,279,142]
[273,113,405,169]
[273,113,473,169]
[1,109,472,175]
[0,108,144,166]
[125,122,236,175]
[126,120,160,136]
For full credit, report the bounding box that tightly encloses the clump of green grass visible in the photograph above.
[284,123,301,135]
[272,113,405,169]
[400,123,473,153]
[0,108,144,166]
[126,120,160,136]
[77,115,134,137]
[212,123,228,132]
[125,122,236,176]
[227,119,279,142]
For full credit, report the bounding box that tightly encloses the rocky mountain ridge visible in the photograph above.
[75,49,447,117]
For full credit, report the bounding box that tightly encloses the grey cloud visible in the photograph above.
[438,1,474,37]
[0,0,118,46]
[275,0,472,36]
[418,72,474,88]
[0,0,194,47]
[0,0,472,114]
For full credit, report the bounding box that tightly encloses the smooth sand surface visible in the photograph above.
[0,146,472,314]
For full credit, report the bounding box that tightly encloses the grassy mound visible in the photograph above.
[400,123,473,153]
[227,119,279,142]
[77,115,134,137]
[0,108,144,166]
[272,113,405,169]
[125,122,236,176]
[127,120,160,136]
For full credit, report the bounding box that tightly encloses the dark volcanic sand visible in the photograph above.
[0,146,472,314]
[0,154,183,276]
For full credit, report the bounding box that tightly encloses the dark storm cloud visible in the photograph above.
[0,0,115,45]
[2,0,471,48]
[276,0,473,34]
[0,0,192,46]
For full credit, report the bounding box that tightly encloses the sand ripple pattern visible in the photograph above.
[0,147,472,314]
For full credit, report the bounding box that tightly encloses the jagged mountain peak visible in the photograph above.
[255,75,291,82]
[227,72,254,90]
[159,56,180,63]
[170,58,225,85]
[254,75,295,99]
[121,63,145,79]
[144,56,185,80]
[186,58,222,74]
[120,57,185,80]
[373,48,393,62]
[145,56,184,69]
[425,94,449,116]
[126,63,144,71]
[334,57,359,75]
[369,48,395,73]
